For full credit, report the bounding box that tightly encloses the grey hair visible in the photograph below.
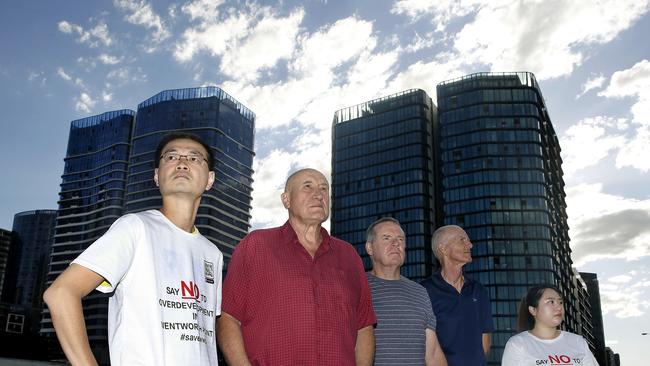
[366,217,402,243]
[431,225,464,260]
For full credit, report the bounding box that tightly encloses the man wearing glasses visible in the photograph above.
[44,132,223,365]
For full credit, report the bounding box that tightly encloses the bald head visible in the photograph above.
[284,168,328,193]
[281,168,330,225]
[431,225,472,266]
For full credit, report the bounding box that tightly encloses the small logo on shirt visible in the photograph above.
[472,297,478,302]
[204,260,214,284]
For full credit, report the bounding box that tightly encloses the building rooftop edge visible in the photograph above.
[437,71,537,87]
[70,109,136,129]
[136,86,256,120]
[14,209,58,217]
[333,88,426,115]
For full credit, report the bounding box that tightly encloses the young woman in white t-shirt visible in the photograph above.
[501,284,599,366]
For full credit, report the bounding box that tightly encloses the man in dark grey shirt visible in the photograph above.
[365,217,447,366]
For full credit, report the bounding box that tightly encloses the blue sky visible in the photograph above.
[1,0,649,363]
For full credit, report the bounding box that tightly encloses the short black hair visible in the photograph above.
[154,132,214,170]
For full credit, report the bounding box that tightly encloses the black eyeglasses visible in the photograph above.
[159,152,208,165]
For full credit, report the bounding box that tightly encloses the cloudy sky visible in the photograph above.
[1,0,649,363]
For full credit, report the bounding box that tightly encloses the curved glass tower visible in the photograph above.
[41,109,134,360]
[437,72,579,363]
[125,87,255,259]
[8,210,57,308]
[331,89,440,280]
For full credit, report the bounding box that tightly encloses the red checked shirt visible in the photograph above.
[221,221,376,366]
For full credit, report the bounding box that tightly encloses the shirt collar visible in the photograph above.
[281,220,333,257]
[433,270,471,292]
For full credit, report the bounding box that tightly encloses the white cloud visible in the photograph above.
[567,183,650,266]
[391,1,649,79]
[98,54,122,65]
[175,5,304,82]
[220,8,304,81]
[250,149,296,228]
[173,11,250,62]
[616,127,650,172]
[57,20,80,34]
[608,275,633,283]
[55,67,85,88]
[559,116,626,176]
[220,16,381,129]
[391,0,486,31]
[292,17,373,77]
[576,73,606,99]
[452,0,649,79]
[113,0,170,43]
[75,92,97,113]
[600,59,650,125]
[600,59,650,98]
[88,22,113,47]
[596,269,650,318]
[107,67,148,85]
[601,287,648,318]
[56,67,72,81]
[222,76,325,129]
[181,0,224,21]
[74,78,85,88]
[404,31,436,53]
[102,90,113,102]
[168,3,178,19]
[57,20,113,47]
[597,60,650,172]
[387,52,466,101]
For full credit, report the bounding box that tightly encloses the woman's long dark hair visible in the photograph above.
[517,284,562,332]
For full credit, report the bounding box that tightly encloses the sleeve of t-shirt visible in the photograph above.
[580,335,600,366]
[221,234,251,322]
[71,214,141,293]
[422,288,436,331]
[479,284,495,333]
[214,252,224,317]
[353,250,377,329]
[500,335,525,366]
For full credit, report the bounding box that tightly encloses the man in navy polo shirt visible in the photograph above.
[421,225,494,366]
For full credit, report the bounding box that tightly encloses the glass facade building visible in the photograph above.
[0,228,11,301]
[4,210,57,307]
[331,89,440,280]
[581,272,607,366]
[41,109,135,360]
[437,72,586,363]
[125,87,255,259]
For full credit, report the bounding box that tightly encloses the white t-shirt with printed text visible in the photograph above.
[502,330,599,366]
[73,209,223,366]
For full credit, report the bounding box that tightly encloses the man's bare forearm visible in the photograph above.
[425,329,448,366]
[482,333,491,356]
[43,265,103,366]
[355,325,374,366]
[217,312,251,366]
